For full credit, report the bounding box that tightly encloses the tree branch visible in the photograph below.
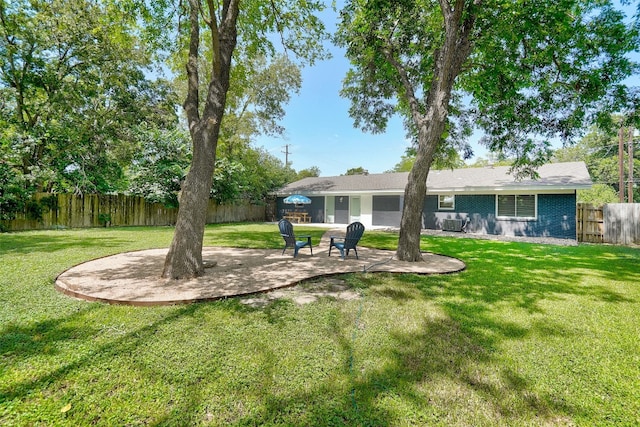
[206,0,221,76]
[201,0,240,123]
[269,0,289,56]
[382,46,424,127]
[201,0,211,26]
[183,0,201,129]
[439,0,452,22]
[218,0,240,70]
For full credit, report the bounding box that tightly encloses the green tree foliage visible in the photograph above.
[0,160,28,221]
[0,0,179,201]
[125,53,306,206]
[388,154,415,173]
[220,55,302,149]
[139,0,329,278]
[210,148,296,203]
[336,0,638,260]
[127,126,192,207]
[1,0,315,237]
[344,166,369,175]
[170,48,303,164]
[237,148,298,202]
[554,120,639,203]
[210,54,304,203]
[465,157,513,168]
[296,166,321,179]
[578,183,620,204]
[389,147,467,173]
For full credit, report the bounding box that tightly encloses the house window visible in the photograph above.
[438,194,455,210]
[496,194,537,219]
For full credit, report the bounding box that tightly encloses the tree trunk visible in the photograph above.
[395,60,458,261]
[162,126,217,279]
[396,125,440,261]
[395,1,477,261]
[162,0,239,279]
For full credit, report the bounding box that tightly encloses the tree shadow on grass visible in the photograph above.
[205,237,639,425]
[0,287,612,425]
[352,317,579,425]
[0,303,204,404]
[2,234,638,425]
[0,305,104,361]
[217,303,581,425]
[419,237,639,306]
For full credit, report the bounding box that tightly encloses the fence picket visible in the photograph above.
[576,203,604,243]
[578,203,639,245]
[1,193,268,231]
[604,204,640,245]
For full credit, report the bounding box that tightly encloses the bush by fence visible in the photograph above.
[577,203,640,245]
[0,193,267,231]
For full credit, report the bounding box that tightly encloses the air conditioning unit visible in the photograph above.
[442,218,463,232]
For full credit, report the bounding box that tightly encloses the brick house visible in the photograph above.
[276,161,592,240]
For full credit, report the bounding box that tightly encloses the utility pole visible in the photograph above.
[619,126,625,202]
[282,144,291,167]
[629,127,634,203]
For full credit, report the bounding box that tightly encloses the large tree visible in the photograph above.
[0,0,177,196]
[128,54,304,208]
[157,0,328,278]
[336,0,638,261]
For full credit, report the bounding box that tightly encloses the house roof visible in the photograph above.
[277,161,592,195]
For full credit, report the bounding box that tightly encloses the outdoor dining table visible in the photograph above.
[283,212,311,223]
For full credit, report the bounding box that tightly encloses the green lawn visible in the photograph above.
[1,224,639,426]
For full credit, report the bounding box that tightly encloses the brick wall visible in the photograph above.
[423,193,577,239]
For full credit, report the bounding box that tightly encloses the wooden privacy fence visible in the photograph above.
[1,193,266,232]
[577,203,640,245]
[576,203,604,243]
[603,203,640,245]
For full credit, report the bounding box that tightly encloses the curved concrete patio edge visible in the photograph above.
[55,238,466,306]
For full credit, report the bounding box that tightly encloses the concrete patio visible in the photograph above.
[55,229,466,306]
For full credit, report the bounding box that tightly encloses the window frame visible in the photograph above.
[495,194,537,220]
[438,194,455,210]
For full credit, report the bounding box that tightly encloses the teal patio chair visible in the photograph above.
[329,221,365,260]
[278,219,313,257]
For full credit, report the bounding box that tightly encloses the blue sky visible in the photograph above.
[254,1,638,177]
[255,5,421,177]
[256,54,413,177]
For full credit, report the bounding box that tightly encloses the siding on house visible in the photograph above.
[528,194,577,238]
[334,196,349,224]
[372,195,403,226]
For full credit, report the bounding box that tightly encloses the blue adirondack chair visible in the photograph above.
[329,222,365,260]
[278,219,313,257]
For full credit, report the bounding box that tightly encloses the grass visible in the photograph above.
[1,223,639,426]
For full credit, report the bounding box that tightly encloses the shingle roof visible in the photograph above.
[277,161,592,195]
